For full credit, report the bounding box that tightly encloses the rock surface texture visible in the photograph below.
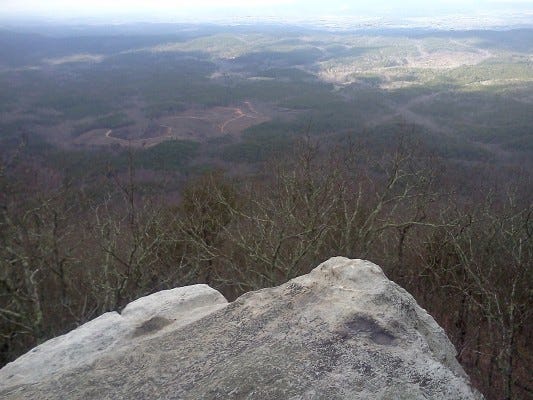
[0,257,483,399]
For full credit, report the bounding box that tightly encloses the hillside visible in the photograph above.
[0,23,531,400]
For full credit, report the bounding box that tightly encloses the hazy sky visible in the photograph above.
[2,0,533,20]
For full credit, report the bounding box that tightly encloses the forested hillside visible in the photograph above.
[0,24,532,399]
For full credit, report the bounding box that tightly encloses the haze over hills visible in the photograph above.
[1,22,531,170]
[1,0,533,28]
[0,3,531,400]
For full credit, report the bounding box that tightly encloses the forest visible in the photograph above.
[0,23,532,400]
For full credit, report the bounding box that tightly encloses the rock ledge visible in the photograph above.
[0,257,483,400]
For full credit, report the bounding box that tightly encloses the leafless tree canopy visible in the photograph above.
[0,136,531,400]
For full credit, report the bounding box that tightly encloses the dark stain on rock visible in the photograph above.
[132,316,173,337]
[370,331,396,345]
[343,315,396,346]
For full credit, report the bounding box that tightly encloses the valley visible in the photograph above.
[1,26,531,164]
[0,22,531,400]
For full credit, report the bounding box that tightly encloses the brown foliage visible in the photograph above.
[0,137,531,399]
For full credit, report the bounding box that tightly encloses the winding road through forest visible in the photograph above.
[219,101,260,133]
[99,101,264,147]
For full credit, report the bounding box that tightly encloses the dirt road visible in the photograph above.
[94,102,266,146]
[219,101,261,133]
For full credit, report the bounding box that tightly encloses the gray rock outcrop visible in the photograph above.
[0,285,228,388]
[0,257,483,399]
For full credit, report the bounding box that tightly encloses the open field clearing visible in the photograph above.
[71,102,272,148]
